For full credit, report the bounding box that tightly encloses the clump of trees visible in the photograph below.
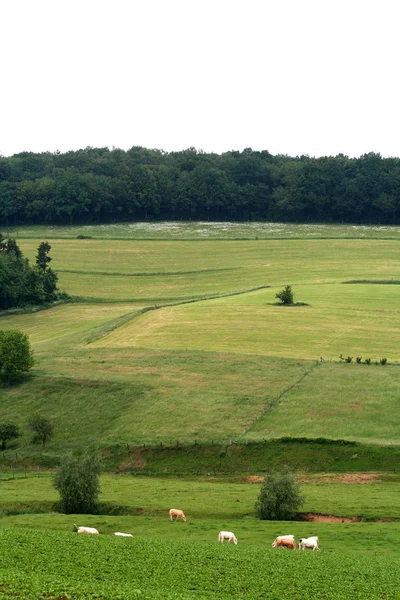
[0,329,34,386]
[0,235,59,310]
[255,470,305,520]
[53,454,102,514]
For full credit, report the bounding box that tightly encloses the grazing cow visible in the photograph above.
[114,532,133,537]
[299,536,320,551]
[74,524,99,535]
[271,535,296,550]
[218,531,238,545]
[169,508,187,522]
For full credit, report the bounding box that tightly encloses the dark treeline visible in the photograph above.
[0,147,399,225]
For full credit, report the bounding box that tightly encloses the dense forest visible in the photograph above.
[0,147,399,225]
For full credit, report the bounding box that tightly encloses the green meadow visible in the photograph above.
[1,221,400,598]
[0,224,397,454]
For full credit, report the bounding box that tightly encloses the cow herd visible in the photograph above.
[74,513,321,551]
[272,534,320,551]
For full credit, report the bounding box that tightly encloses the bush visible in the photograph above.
[0,423,21,450]
[0,330,34,386]
[53,454,102,514]
[364,358,371,365]
[380,358,388,365]
[275,285,294,305]
[255,470,305,520]
[356,356,362,363]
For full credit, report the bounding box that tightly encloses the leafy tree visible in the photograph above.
[35,241,58,302]
[0,330,34,386]
[0,423,21,451]
[28,416,53,448]
[255,470,305,520]
[53,454,102,514]
[36,241,52,271]
[275,285,294,305]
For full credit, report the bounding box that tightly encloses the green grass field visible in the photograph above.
[2,474,400,598]
[2,527,400,599]
[3,220,400,239]
[1,220,400,600]
[0,223,398,456]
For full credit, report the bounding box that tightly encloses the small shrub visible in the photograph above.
[76,235,92,239]
[364,358,371,365]
[380,358,388,365]
[255,470,305,520]
[275,285,294,305]
[345,356,353,363]
[356,356,362,363]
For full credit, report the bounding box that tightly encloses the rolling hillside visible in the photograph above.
[0,222,399,461]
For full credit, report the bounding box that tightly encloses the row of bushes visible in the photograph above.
[339,354,388,364]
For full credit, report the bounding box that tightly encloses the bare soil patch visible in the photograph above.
[299,512,358,523]
[297,472,382,484]
[246,475,264,483]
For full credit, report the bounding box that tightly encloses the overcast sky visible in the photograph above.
[1,0,400,158]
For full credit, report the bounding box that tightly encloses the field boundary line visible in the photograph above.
[239,361,319,438]
[86,285,270,344]
[57,267,237,277]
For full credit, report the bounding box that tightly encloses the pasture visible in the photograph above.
[2,528,400,599]
[2,475,400,598]
[1,220,400,599]
[0,223,398,453]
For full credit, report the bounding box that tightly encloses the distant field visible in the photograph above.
[0,222,399,455]
[92,284,400,361]
[16,238,400,301]
[3,220,400,239]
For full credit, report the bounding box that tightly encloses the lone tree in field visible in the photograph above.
[0,330,34,386]
[255,470,305,520]
[53,454,102,514]
[275,285,294,305]
[36,241,58,302]
[28,416,53,448]
[0,423,21,451]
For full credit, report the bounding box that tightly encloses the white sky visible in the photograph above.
[1,0,400,158]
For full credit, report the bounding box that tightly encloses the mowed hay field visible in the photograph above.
[0,224,399,451]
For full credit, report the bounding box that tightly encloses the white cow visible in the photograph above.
[298,536,320,551]
[74,525,99,535]
[218,531,238,545]
[169,509,187,522]
[114,532,133,537]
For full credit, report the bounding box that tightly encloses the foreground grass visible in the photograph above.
[2,528,400,599]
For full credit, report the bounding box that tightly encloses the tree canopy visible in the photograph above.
[0,236,59,309]
[0,147,399,225]
[0,329,34,386]
[53,454,102,514]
